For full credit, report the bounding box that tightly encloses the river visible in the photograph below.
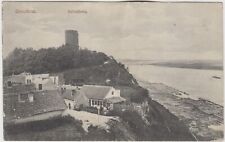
[127,64,223,106]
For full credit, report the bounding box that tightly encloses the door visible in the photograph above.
[38,84,42,90]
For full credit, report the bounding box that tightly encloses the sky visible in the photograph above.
[2,2,223,61]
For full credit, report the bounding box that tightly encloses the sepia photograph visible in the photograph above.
[2,1,224,141]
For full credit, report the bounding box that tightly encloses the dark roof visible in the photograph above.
[4,84,36,95]
[4,90,66,122]
[80,85,112,100]
[4,75,25,84]
[61,89,87,101]
[3,76,10,83]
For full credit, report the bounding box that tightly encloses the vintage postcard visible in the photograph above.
[2,1,223,141]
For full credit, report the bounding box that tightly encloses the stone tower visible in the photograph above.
[65,30,79,51]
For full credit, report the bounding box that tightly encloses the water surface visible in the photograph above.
[128,65,223,106]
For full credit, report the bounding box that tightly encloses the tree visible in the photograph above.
[3,46,109,76]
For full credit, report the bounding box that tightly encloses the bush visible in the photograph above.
[85,125,113,141]
[107,110,149,140]
[82,106,98,114]
[119,86,149,104]
[130,89,149,103]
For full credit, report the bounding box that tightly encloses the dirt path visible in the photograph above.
[62,109,119,132]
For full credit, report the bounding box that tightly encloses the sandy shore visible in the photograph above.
[138,80,224,141]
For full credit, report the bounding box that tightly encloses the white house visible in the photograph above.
[60,85,125,112]
[31,74,59,91]
[79,85,125,110]
[5,72,59,91]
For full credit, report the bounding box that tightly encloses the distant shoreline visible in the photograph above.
[149,63,223,71]
[120,59,223,71]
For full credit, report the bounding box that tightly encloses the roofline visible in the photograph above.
[31,108,66,116]
[3,90,60,96]
[83,84,114,89]
[5,109,66,122]
[3,91,34,96]
[64,98,74,101]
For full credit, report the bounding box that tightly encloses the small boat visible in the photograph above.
[212,76,221,79]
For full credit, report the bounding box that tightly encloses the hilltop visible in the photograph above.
[3,45,108,76]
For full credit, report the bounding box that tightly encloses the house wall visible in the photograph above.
[49,76,59,86]
[32,74,50,79]
[89,99,104,107]
[25,75,32,84]
[13,110,64,124]
[32,78,42,89]
[32,78,57,91]
[88,99,115,111]
[43,80,58,90]
[64,99,75,109]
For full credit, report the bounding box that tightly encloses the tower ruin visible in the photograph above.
[65,30,79,51]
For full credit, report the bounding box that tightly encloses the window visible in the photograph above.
[92,100,94,106]
[89,99,91,106]
[27,79,31,84]
[38,84,42,90]
[28,94,34,102]
[7,81,12,87]
[19,94,28,102]
[68,103,71,109]
[53,77,56,84]
[71,90,76,96]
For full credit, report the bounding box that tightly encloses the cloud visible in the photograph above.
[2,2,223,61]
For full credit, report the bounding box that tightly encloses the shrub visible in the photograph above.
[82,106,98,114]
[107,110,149,140]
[132,87,149,103]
